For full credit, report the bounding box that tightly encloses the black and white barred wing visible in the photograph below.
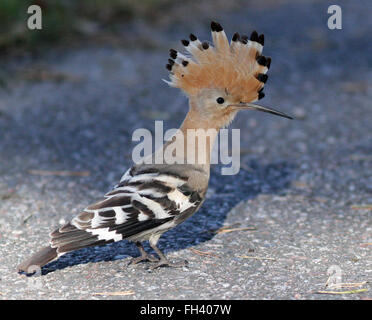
[49,167,202,254]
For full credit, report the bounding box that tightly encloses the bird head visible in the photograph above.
[165,21,292,129]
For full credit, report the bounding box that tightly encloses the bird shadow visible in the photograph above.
[39,159,296,275]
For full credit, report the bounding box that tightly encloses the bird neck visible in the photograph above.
[167,107,220,171]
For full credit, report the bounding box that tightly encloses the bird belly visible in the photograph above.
[127,220,176,242]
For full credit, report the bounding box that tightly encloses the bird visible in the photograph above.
[18,21,292,274]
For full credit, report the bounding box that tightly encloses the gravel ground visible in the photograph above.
[0,0,371,299]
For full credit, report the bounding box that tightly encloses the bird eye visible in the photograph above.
[216,97,225,104]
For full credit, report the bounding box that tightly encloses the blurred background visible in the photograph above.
[0,0,247,50]
[0,0,370,299]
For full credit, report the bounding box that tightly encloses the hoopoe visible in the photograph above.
[18,21,292,274]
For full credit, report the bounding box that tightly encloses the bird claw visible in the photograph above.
[128,254,159,266]
[148,259,189,270]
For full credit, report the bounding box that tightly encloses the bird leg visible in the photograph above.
[149,239,188,270]
[128,242,159,265]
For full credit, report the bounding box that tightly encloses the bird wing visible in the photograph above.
[50,166,203,254]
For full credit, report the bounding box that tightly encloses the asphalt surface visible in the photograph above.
[0,0,371,299]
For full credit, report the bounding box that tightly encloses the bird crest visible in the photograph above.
[165,21,270,103]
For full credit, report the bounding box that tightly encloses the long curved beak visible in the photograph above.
[229,103,293,120]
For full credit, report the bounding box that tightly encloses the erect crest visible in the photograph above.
[165,21,271,103]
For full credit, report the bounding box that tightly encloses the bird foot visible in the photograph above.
[128,254,159,266]
[149,259,188,270]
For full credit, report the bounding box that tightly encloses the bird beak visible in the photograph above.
[229,103,293,120]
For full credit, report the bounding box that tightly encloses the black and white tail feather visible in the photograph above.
[18,165,203,273]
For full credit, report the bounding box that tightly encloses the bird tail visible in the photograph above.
[18,221,113,274]
[17,245,58,274]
